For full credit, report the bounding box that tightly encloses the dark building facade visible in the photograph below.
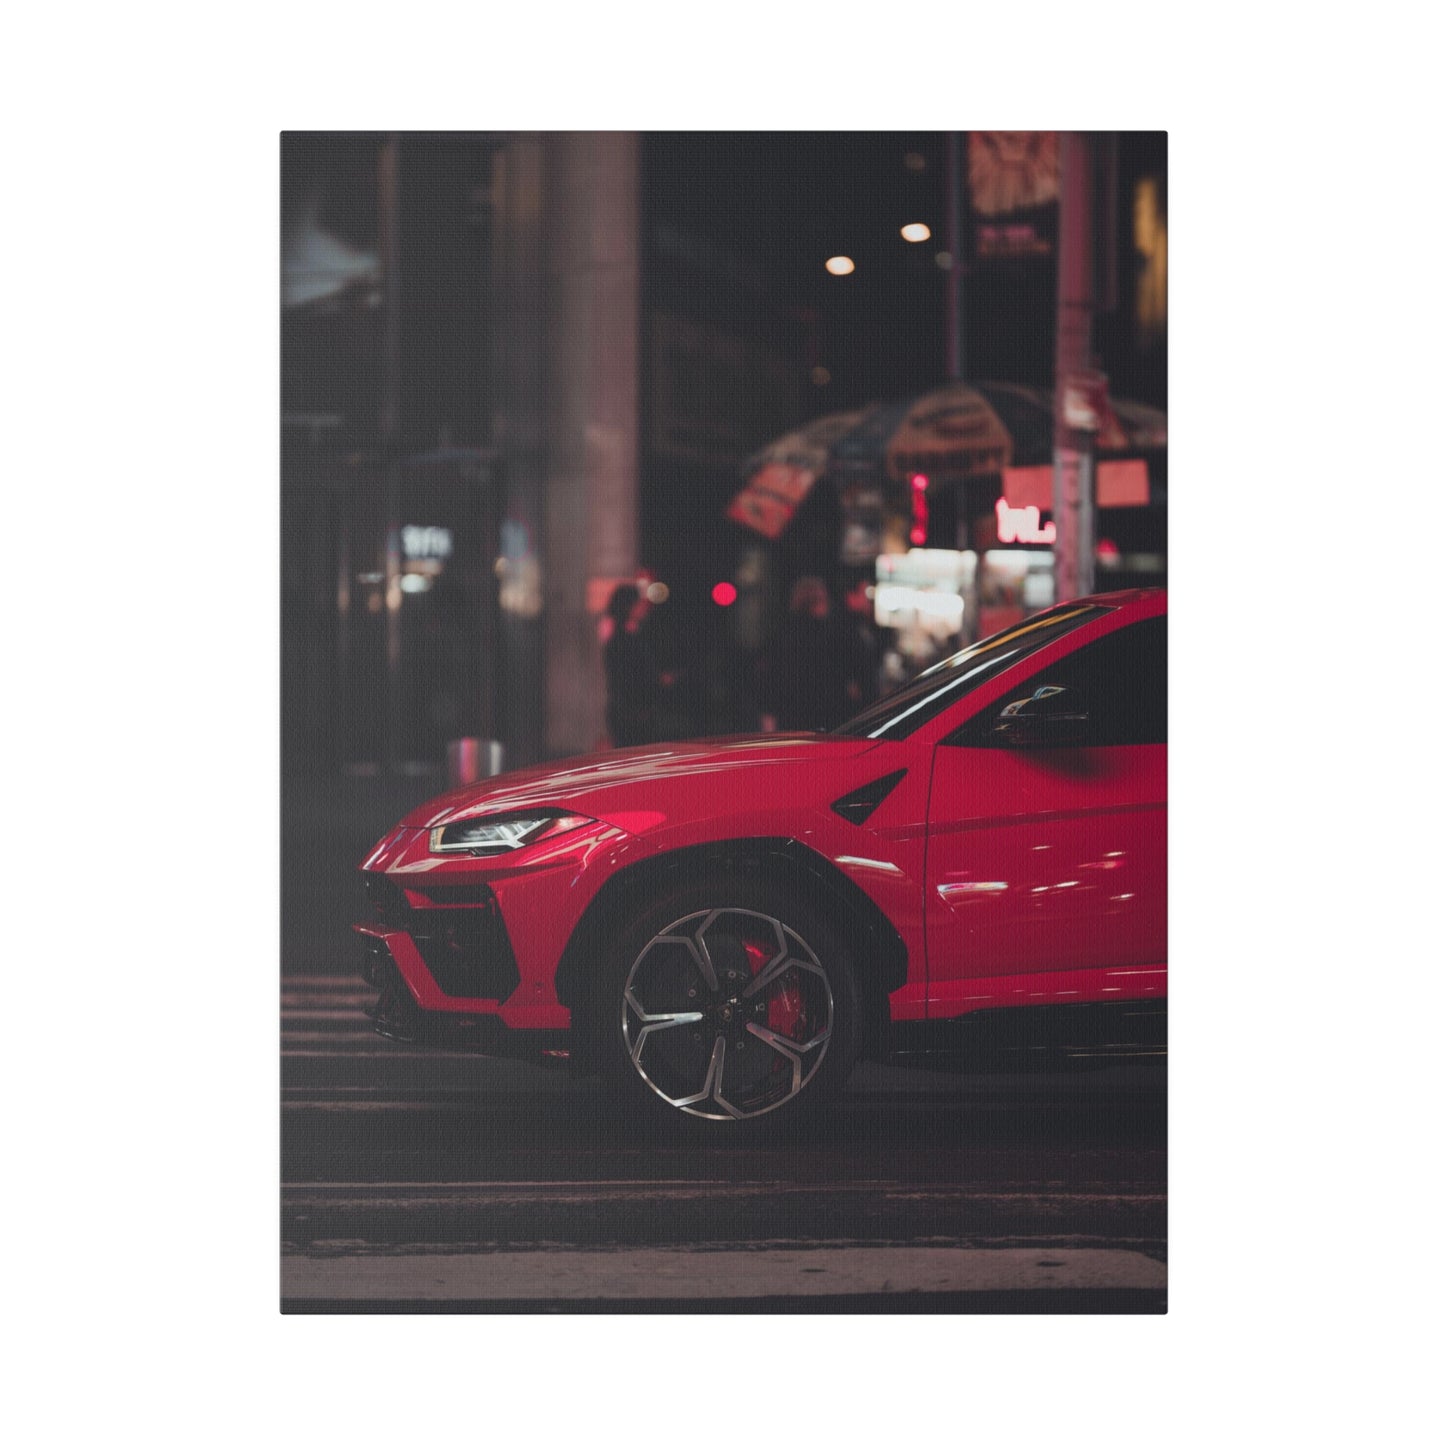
[282,132,1166,773]
[282,132,638,774]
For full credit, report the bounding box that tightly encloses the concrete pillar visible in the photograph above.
[488,136,548,766]
[542,132,640,757]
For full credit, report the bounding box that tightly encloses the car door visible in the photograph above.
[923,615,1167,1015]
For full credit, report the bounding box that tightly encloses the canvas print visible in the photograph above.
[281,131,1167,1313]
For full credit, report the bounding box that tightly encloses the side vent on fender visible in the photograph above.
[831,769,907,825]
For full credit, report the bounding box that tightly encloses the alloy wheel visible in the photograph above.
[620,907,835,1120]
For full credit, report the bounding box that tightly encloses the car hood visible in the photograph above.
[398,733,885,832]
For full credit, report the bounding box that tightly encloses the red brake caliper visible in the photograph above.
[744,937,805,1044]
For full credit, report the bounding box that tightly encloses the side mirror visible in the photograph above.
[993,685,1090,747]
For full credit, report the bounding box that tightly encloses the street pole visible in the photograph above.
[1052,131,1096,603]
[378,134,404,771]
[945,132,964,381]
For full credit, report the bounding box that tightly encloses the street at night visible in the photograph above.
[282,974,1165,1311]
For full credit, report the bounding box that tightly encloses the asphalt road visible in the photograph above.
[282,976,1167,1313]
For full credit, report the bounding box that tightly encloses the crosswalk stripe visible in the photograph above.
[281,1244,1165,1302]
[282,1048,479,1059]
[283,1180,1164,1206]
[282,1008,370,1019]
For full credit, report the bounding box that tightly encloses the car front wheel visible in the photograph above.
[593,877,862,1126]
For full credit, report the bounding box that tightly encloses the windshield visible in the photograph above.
[832,603,1110,740]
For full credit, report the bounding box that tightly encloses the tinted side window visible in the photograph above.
[832,603,1109,740]
[954,616,1167,747]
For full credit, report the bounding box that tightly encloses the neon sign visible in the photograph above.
[402,525,453,560]
[910,473,929,547]
[995,496,1056,545]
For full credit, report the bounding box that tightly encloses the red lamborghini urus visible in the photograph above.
[356,589,1166,1126]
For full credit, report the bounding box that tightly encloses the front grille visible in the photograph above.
[362,874,521,1001]
[364,874,411,926]
[407,883,496,908]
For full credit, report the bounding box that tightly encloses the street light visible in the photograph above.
[900,222,931,243]
[825,255,855,276]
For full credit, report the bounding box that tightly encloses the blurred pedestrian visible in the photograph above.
[601,584,658,747]
[842,577,883,709]
[758,576,873,732]
[645,602,697,742]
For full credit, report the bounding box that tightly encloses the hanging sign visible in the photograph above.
[726,463,818,539]
[968,132,1060,260]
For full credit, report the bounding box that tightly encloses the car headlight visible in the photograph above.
[428,812,591,856]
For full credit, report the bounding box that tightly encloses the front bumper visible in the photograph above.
[353,817,633,1047]
[357,934,570,1058]
[361,874,522,1002]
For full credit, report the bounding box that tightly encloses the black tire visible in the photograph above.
[585,873,863,1130]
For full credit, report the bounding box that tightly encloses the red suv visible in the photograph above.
[357,589,1166,1126]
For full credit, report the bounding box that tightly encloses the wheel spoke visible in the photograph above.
[745,1019,832,1102]
[688,916,720,993]
[628,1009,704,1064]
[699,909,786,994]
[672,1035,727,1108]
[741,951,826,999]
[746,1019,831,1057]
[624,930,713,1023]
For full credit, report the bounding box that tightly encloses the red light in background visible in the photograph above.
[910,475,929,546]
[1096,538,1121,564]
[711,582,738,607]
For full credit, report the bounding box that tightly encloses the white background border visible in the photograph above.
[7,1,1438,1437]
